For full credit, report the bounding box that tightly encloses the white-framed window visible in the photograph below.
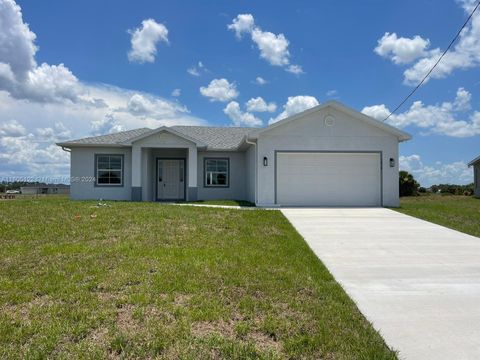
[95,154,123,186]
[204,158,229,187]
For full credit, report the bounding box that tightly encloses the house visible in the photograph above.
[468,155,480,197]
[20,184,70,195]
[57,101,411,207]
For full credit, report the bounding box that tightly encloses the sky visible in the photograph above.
[0,0,479,187]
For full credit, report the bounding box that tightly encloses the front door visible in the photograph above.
[157,159,185,200]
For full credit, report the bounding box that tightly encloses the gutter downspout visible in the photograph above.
[245,138,258,205]
[60,146,71,153]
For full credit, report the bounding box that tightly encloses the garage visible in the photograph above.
[276,152,382,206]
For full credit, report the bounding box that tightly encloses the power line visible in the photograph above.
[383,0,480,122]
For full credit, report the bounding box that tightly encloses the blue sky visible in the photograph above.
[0,0,479,186]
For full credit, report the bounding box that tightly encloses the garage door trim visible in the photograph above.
[274,150,383,206]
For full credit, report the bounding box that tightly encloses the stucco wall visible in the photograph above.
[245,145,256,203]
[70,147,132,200]
[197,151,247,201]
[256,107,401,207]
[475,165,480,198]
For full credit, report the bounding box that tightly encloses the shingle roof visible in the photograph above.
[57,126,257,150]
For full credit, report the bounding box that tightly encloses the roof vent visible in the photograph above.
[324,115,335,127]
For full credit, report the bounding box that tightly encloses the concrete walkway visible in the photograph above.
[281,208,480,360]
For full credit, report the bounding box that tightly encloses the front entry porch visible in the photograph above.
[131,145,198,202]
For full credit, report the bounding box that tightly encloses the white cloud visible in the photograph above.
[255,76,267,85]
[228,14,302,74]
[454,87,471,111]
[326,89,338,97]
[223,101,262,127]
[400,154,473,186]
[245,96,276,112]
[199,78,238,102]
[374,32,430,64]
[269,95,319,124]
[376,2,480,85]
[127,19,168,64]
[0,0,205,180]
[0,119,26,137]
[286,64,304,74]
[187,61,205,76]
[90,113,123,136]
[171,88,181,97]
[227,14,255,38]
[362,87,480,137]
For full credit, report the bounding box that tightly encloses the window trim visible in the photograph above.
[94,154,124,187]
[204,157,230,188]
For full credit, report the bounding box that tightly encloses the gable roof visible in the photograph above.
[121,126,208,147]
[247,100,412,142]
[468,155,480,167]
[57,126,256,151]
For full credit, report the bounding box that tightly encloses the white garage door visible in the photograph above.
[276,152,381,206]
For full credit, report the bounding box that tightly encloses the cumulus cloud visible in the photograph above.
[375,2,480,84]
[362,87,480,137]
[400,154,473,186]
[171,88,181,97]
[0,0,83,103]
[269,95,319,124]
[228,14,303,74]
[90,113,124,136]
[254,76,267,85]
[0,119,26,137]
[0,0,205,180]
[223,101,262,127]
[245,97,276,112]
[374,32,430,64]
[127,19,169,63]
[187,61,206,76]
[199,78,238,102]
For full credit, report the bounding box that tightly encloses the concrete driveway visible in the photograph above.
[281,208,480,360]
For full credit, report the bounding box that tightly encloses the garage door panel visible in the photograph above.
[276,152,381,206]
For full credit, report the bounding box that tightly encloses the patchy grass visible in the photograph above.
[0,197,396,359]
[181,199,255,207]
[396,195,480,237]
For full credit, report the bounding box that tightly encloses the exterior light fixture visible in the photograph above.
[389,158,395,167]
[263,156,268,166]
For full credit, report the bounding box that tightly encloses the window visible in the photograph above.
[205,158,229,187]
[96,155,123,186]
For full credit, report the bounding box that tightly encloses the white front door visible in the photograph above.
[157,159,185,200]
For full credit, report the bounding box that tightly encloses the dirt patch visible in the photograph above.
[116,304,140,334]
[191,320,236,338]
[86,326,109,347]
[248,331,282,353]
[173,293,191,307]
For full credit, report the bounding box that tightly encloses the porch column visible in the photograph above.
[188,146,198,201]
[131,145,142,201]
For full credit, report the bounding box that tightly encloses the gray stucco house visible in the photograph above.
[468,155,480,197]
[57,101,411,207]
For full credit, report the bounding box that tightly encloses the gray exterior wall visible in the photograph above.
[245,145,256,203]
[197,151,247,201]
[70,147,132,200]
[255,106,400,207]
[474,164,480,198]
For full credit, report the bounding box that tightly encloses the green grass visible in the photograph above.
[396,195,480,237]
[181,199,255,207]
[0,197,396,359]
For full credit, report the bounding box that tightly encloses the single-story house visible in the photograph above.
[57,101,411,207]
[20,184,70,195]
[468,155,480,197]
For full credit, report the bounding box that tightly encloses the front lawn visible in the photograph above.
[397,195,480,238]
[0,197,395,359]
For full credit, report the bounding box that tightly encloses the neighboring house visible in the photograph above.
[57,101,411,207]
[20,184,70,195]
[468,155,480,197]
